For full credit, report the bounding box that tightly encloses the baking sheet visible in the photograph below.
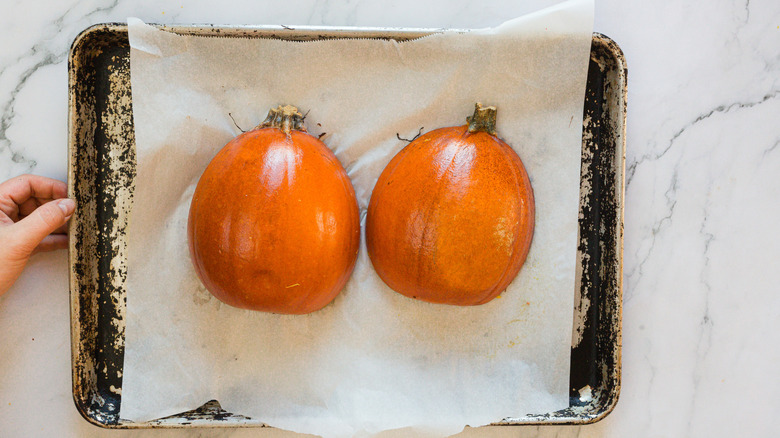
[121,1,594,436]
[67,26,625,430]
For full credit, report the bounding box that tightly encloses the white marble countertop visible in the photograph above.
[1,0,778,437]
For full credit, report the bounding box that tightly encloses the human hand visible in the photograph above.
[0,175,75,297]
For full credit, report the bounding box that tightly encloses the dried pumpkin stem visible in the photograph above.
[257,104,307,135]
[466,103,497,136]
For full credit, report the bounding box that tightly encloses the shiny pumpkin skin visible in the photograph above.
[188,127,360,314]
[366,125,534,306]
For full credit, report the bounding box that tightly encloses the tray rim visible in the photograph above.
[68,22,626,429]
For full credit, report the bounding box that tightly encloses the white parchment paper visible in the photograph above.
[122,1,594,436]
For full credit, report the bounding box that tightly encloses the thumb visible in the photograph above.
[13,198,76,253]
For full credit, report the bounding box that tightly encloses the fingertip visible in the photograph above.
[52,180,69,199]
[58,198,76,216]
[1,174,68,202]
[34,234,69,254]
[14,199,75,248]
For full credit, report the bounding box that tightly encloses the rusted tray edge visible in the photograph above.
[495,32,626,426]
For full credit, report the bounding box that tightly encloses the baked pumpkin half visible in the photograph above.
[366,103,535,306]
[188,105,360,314]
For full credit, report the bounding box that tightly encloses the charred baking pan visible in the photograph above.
[68,23,625,429]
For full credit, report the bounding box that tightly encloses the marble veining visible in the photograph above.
[625,88,780,299]
[2,0,779,437]
[626,89,780,187]
[0,0,123,181]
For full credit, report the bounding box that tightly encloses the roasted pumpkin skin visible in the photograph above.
[187,106,360,314]
[366,104,535,306]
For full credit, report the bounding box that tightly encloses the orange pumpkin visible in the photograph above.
[187,105,360,314]
[366,103,535,306]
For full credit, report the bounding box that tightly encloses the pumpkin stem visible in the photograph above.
[466,103,497,136]
[257,105,308,135]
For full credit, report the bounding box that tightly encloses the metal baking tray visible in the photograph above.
[68,23,626,429]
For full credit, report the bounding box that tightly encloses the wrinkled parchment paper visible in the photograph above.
[122,1,594,436]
